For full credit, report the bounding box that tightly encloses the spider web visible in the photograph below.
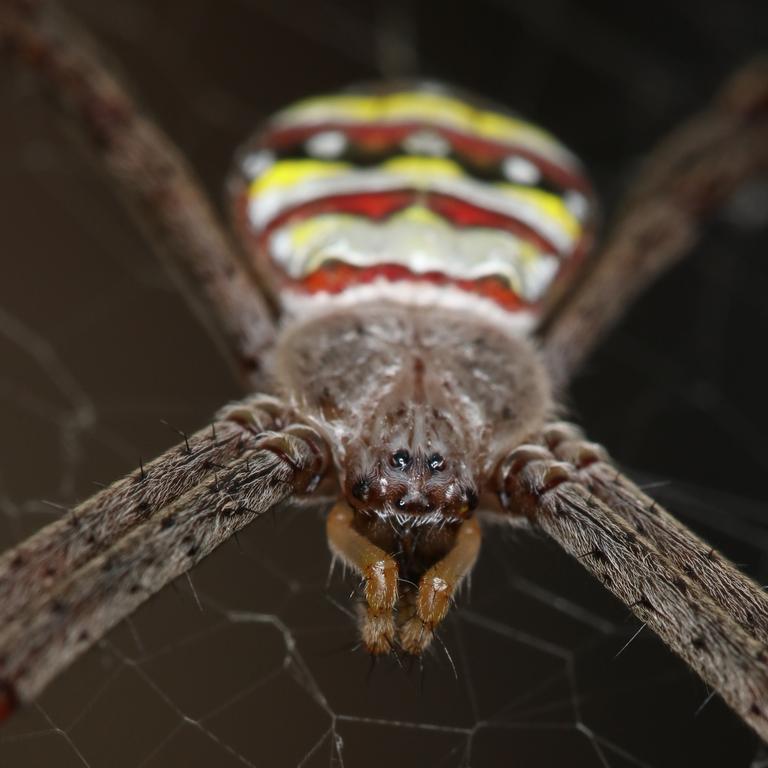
[1,0,768,765]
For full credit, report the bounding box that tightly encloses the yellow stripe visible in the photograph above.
[248,158,581,241]
[394,205,446,226]
[249,159,351,196]
[249,157,466,198]
[275,91,567,158]
[279,207,451,252]
[495,185,581,239]
[380,156,464,177]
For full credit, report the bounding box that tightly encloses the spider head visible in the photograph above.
[342,403,480,523]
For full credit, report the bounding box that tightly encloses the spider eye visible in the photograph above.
[427,453,445,472]
[390,450,411,469]
[351,477,370,501]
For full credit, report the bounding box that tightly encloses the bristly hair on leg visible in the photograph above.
[496,439,768,742]
[0,397,330,721]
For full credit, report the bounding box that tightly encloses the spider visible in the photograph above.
[1,0,767,747]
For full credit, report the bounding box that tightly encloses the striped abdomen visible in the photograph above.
[230,84,595,330]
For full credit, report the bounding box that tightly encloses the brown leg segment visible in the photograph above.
[0,394,294,630]
[326,502,398,654]
[541,421,768,649]
[494,442,768,744]
[541,58,768,390]
[399,517,482,655]
[0,1,277,388]
[0,425,327,721]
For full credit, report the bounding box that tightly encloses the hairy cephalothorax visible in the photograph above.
[1,0,768,745]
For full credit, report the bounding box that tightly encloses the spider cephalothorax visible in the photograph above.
[341,357,482,522]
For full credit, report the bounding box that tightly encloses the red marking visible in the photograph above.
[231,164,595,314]
[260,121,592,194]
[428,195,556,252]
[0,682,17,723]
[260,189,558,256]
[295,262,531,312]
[266,190,414,226]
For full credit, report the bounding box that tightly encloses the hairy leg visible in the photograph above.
[326,501,399,654]
[0,0,277,387]
[495,442,768,742]
[0,395,289,629]
[399,517,481,655]
[541,58,768,389]
[0,398,329,721]
[541,421,768,648]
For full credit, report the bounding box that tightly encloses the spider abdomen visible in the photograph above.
[230,83,596,333]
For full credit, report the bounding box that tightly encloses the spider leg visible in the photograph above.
[541,58,768,389]
[0,394,291,629]
[326,501,399,654]
[398,517,481,656]
[541,421,768,648]
[0,399,329,722]
[494,441,768,743]
[0,1,277,388]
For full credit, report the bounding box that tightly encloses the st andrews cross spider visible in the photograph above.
[1,0,768,746]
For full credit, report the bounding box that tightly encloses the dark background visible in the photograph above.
[1,0,767,766]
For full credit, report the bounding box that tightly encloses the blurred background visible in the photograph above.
[1,0,767,765]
